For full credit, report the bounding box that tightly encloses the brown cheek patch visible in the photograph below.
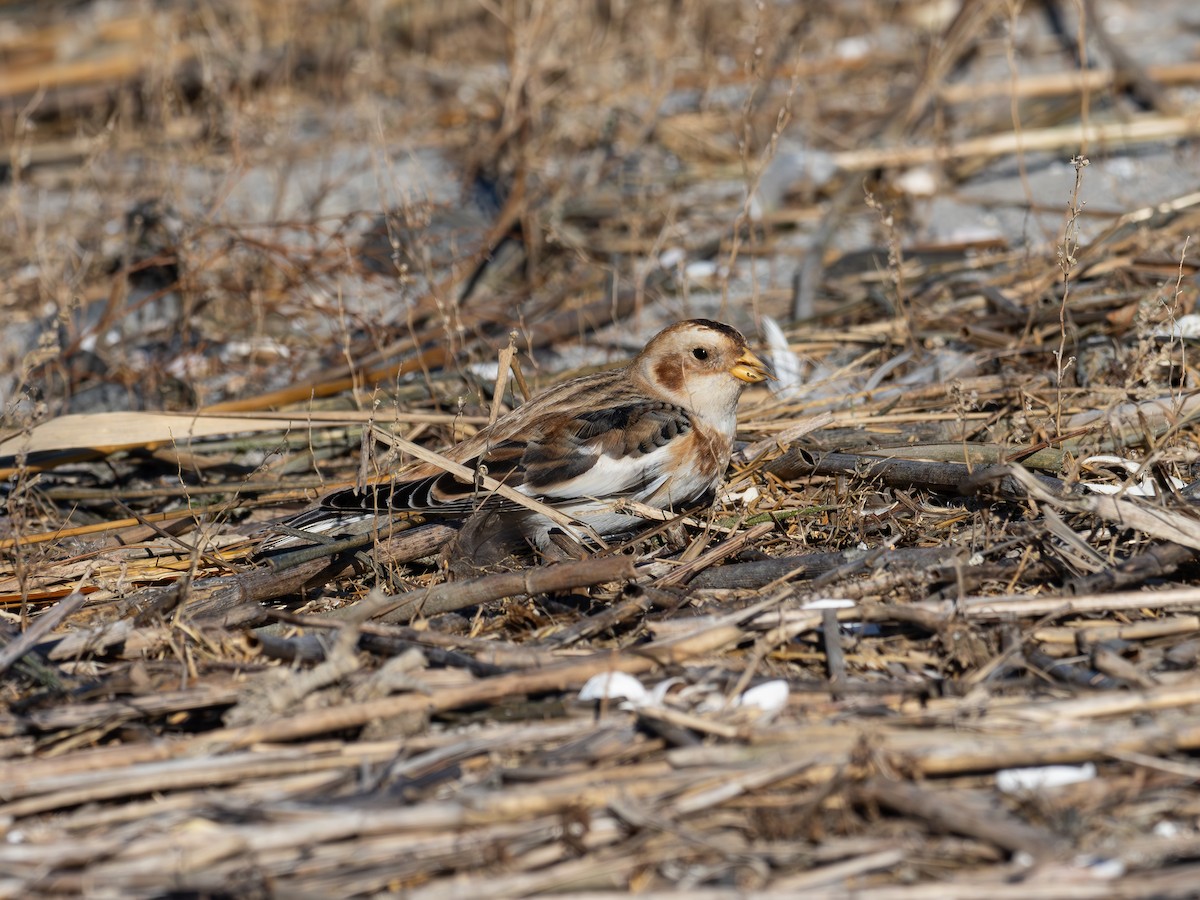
[653,357,685,393]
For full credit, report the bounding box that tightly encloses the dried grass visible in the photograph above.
[4,0,1200,896]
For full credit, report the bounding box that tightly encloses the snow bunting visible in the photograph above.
[260,319,770,558]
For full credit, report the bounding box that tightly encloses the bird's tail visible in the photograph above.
[253,507,384,555]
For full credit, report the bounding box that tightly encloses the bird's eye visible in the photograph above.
[692,347,708,360]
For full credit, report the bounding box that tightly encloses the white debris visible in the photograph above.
[647,677,684,707]
[467,360,501,382]
[1079,454,1184,497]
[995,762,1097,793]
[221,338,292,362]
[1074,855,1127,880]
[1156,313,1200,339]
[721,484,760,506]
[684,260,720,280]
[578,671,647,705]
[893,166,940,197]
[656,250,727,286]
[835,35,872,60]
[1153,820,1181,838]
[734,680,790,716]
[801,598,856,610]
[762,315,805,398]
[659,246,687,270]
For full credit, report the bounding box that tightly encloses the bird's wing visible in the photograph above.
[519,401,694,502]
[307,399,694,518]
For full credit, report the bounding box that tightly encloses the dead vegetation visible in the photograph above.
[5,0,1200,896]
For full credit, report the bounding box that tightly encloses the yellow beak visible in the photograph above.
[730,348,773,384]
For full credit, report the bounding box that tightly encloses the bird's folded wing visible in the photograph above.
[316,444,524,518]
[313,400,694,517]
[521,401,692,501]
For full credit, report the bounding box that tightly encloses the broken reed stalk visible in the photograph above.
[764,448,1067,499]
[354,555,636,624]
[831,114,1200,171]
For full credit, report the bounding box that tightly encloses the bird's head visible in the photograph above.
[633,319,771,421]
